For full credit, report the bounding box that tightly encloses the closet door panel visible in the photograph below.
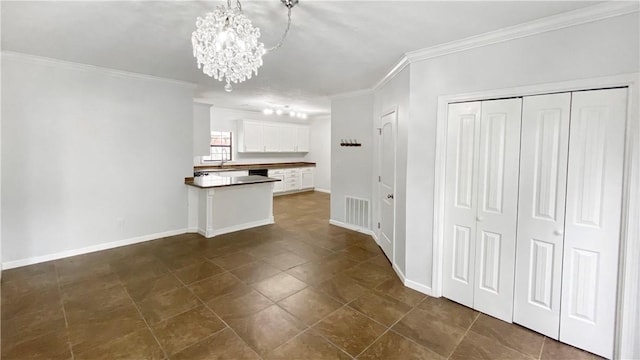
[560,88,627,359]
[473,98,522,322]
[514,93,571,338]
[443,102,481,308]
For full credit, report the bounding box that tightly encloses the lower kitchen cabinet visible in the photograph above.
[300,168,314,189]
[268,167,314,194]
[268,170,285,193]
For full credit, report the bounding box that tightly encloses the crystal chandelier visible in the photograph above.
[192,0,297,92]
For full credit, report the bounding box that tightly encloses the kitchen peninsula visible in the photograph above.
[186,175,280,238]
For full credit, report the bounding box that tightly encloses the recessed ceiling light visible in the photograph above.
[263,108,274,115]
[275,109,283,115]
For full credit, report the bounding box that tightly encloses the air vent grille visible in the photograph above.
[345,196,370,229]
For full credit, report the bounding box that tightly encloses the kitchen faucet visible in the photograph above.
[220,148,228,166]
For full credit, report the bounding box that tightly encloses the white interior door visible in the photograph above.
[472,98,522,322]
[560,88,627,359]
[378,110,396,262]
[514,93,571,338]
[443,102,481,308]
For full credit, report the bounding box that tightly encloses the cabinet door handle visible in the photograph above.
[553,229,564,236]
[386,194,394,199]
[476,216,484,222]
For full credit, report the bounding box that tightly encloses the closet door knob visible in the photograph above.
[476,216,484,222]
[553,229,564,236]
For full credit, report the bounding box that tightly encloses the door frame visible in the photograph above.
[432,73,639,358]
[377,106,398,265]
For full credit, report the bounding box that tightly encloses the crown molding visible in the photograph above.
[366,2,639,93]
[329,88,374,100]
[405,2,639,64]
[373,56,410,91]
[1,51,197,89]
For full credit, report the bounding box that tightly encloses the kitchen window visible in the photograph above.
[203,131,232,162]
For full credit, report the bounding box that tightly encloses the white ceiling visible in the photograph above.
[1,1,600,115]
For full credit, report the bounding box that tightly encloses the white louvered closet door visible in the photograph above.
[443,101,481,308]
[472,98,522,322]
[514,93,571,338]
[560,88,627,359]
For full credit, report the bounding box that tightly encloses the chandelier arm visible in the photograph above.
[265,7,292,53]
[236,0,242,11]
[227,0,232,8]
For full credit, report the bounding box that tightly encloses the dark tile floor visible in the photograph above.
[1,191,602,359]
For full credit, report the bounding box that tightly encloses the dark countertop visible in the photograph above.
[185,175,281,189]
[193,161,316,172]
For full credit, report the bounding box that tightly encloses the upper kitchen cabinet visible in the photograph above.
[240,121,264,152]
[280,125,298,152]
[237,120,309,153]
[262,123,281,152]
[296,126,309,152]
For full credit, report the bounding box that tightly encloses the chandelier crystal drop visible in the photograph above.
[191,0,297,92]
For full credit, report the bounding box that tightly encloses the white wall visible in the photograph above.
[372,67,410,273]
[205,107,310,165]
[0,16,3,274]
[403,12,639,289]
[330,93,373,224]
[1,53,194,267]
[307,115,331,192]
[193,103,211,157]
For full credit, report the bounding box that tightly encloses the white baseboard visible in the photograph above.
[393,263,406,282]
[2,228,188,270]
[329,219,375,236]
[404,278,435,297]
[201,218,275,238]
[314,188,331,194]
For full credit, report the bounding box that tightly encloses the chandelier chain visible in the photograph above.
[266,7,292,52]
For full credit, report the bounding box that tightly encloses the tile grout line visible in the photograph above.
[53,262,74,360]
[164,326,228,359]
[539,336,547,360]
[297,303,357,360]
[446,311,481,359]
[121,279,171,360]
[280,245,401,357]
[349,289,421,359]
[174,268,265,360]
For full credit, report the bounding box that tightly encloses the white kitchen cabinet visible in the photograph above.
[268,169,285,193]
[300,167,314,189]
[280,125,297,152]
[284,169,300,192]
[296,126,309,152]
[262,123,281,152]
[237,120,309,153]
[238,121,264,153]
[268,167,314,194]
